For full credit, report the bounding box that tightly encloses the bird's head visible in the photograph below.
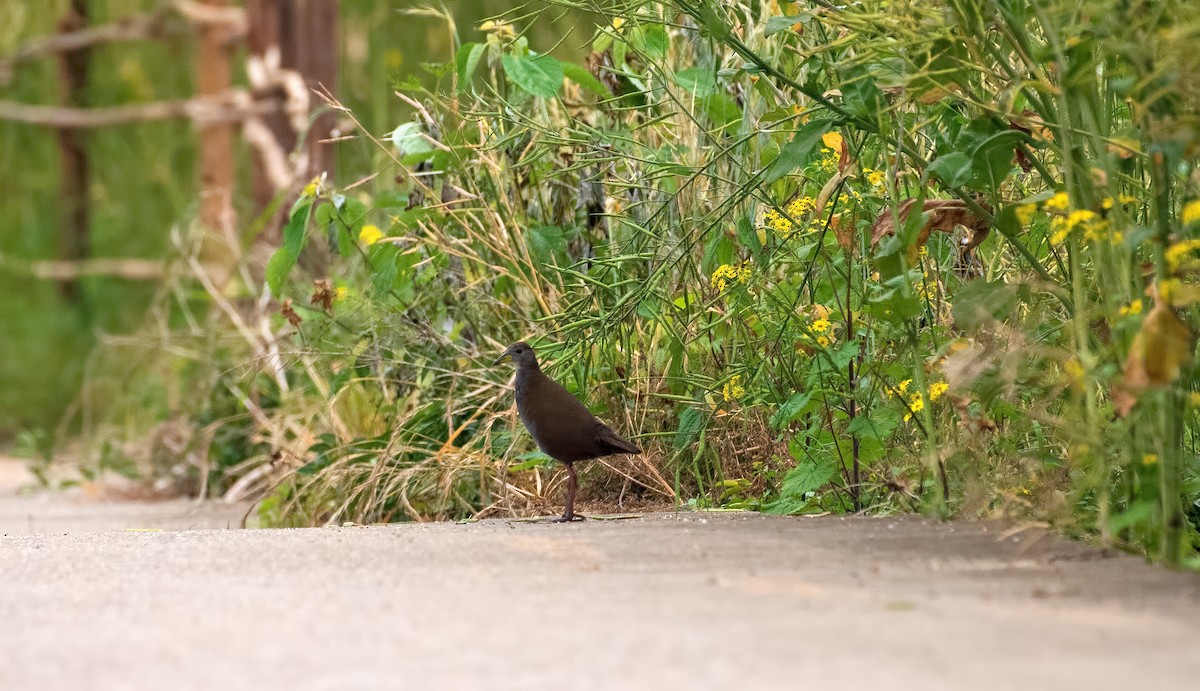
[496,341,539,368]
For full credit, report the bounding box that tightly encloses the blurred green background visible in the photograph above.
[0,0,592,442]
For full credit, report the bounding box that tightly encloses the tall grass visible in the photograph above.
[38,0,1200,563]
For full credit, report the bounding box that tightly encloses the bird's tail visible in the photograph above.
[598,425,642,455]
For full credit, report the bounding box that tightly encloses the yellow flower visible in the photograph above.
[480,20,517,38]
[1049,218,1071,245]
[816,335,831,348]
[929,381,949,401]
[1015,203,1037,226]
[1142,453,1158,466]
[335,286,348,301]
[1118,299,1143,317]
[1101,197,1115,210]
[302,176,322,198]
[865,169,885,187]
[909,392,924,412]
[722,375,745,402]
[1165,238,1200,271]
[811,318,830,333]
[711,261,752,291]
[786,196,816,218]
[762,208,794,235]
[1158,278,1181,304]
[1182,199,1200,225]
[903,392,925,421]
[1063,358,1085,390]
[821,131,843,151]
[359,224,384,246]
[1045,191,1070,211]
[1119,194,1137,205]
[1188,391,1200,407]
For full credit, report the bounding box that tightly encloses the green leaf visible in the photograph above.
[562,61,610,97]
[391,122,436,163]
[456,42,486,91]
[779,454,838,496]
[764,15,800,37]
[673,67,717,96]
[674,407,706,449]
[702,93,742,128]
[265,202,312,296]
[846,409,900,442]
[951,279,1022,329]
[770,392,813,430]
[501,53,563,98]
[525,225,567,265]
[632,24,668,60]
[735,214,762,258]
[927,152,973,187]
[764,119,832,184]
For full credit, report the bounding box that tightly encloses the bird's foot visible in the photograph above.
[550,513,586,523]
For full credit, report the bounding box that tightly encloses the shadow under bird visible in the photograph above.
[496,342,642,521]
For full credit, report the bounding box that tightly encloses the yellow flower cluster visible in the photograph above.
[1165,238,1200,271]
[1189,391,1200,407]
[1044,191,1070,211]
[928,381,949,401]
[811,318,830,333]
[903,392,925,422]
[863,168,885,187]
[722,374,745,402]
[1182,199,1200,225]
[1015,203,1038,226]
[884,378,912,398]
[814,131,843,173]
[1118,299,1143,317]
[711,261,752,291]
[762,197,817,238]
[1049,208,1113,245]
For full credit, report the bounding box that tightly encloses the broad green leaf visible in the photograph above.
[779,454,838,496]
[764,119,832,184]
[501,53,563,98]
[265,202,312,295]
[525,225,567,265]
[927,152,973,187]
[674,407,706,449]
[391,122,436,159]
[764,15,800,37]
[631,24,668,60]
[702,93,741,128]
[770,392,813,429]
[673,67,717,96]
[456,42,486,91]
[562,61,610,97]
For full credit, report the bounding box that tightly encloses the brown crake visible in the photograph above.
[496,342,641,521]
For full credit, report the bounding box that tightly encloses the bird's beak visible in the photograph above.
[493,351,510,366]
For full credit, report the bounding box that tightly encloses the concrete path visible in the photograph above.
[3,508,1199,691]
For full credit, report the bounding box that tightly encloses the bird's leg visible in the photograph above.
[551,464,585,522]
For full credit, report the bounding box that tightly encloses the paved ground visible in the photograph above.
[2,458,1199,690]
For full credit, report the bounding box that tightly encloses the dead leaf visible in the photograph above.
[869,199,991,258]
[310,278,335,312]
[1113,302,1193,417]
[281,299,302,327]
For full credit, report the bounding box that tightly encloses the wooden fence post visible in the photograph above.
[196,0,239,290]
[55,0,90,308]
[246,0,339,235]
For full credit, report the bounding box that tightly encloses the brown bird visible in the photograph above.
[497,342,642,521]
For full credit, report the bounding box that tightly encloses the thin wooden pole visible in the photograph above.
[196,0,238,289]
[55,0,90,308]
